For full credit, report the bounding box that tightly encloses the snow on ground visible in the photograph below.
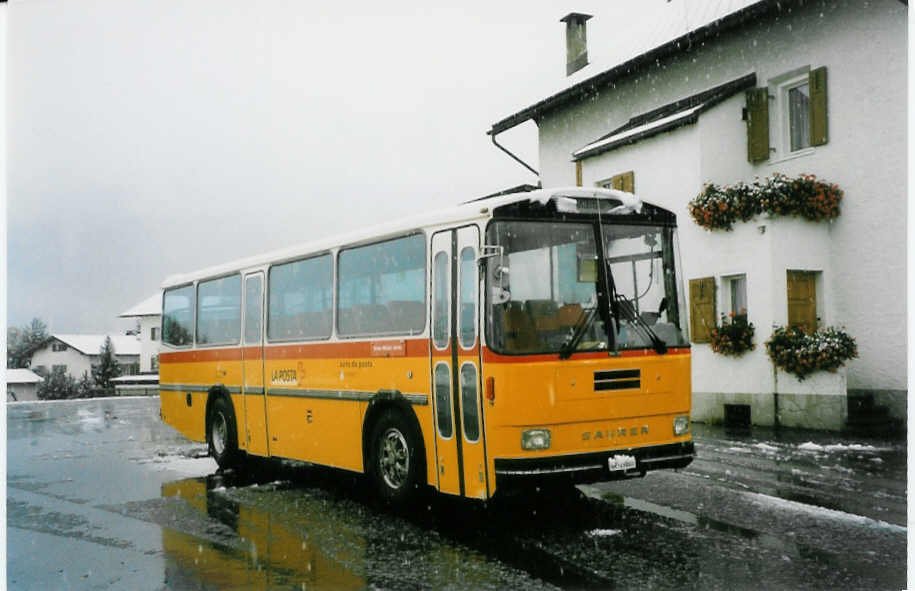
[743,491,905,533]
[587,529,622,538]
[753,442,779,452]
[135,454,215,476]
[798,442,891,453]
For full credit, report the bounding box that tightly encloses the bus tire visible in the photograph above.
[207,396,240,470]
[368,409,423,506]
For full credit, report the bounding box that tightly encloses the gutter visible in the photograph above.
[488,129,539,177]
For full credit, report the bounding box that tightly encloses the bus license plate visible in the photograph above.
[608,454,637,472]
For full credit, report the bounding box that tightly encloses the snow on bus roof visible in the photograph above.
[161,187,651,288]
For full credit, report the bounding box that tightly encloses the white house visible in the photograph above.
[6,368,44,401]
[119,292,162,373]
[29,334,141,382]
[488,0,906,430]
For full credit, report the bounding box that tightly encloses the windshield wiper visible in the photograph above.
[558,306,598,359]
[616,295,668,355]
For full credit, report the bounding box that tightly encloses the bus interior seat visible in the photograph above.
[525,300,559,331]
[558,303,584,329]
[502,301,537,351]
[387,300,424,331]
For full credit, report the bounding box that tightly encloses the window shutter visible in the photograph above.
[787,271,817,333]
[575,161,583,187]
[746,88,770,163]
[809,67,828,146]
[606,170,634,192]
[689,277,716,343]
[622,170,635,193]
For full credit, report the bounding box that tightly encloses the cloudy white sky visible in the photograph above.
[6,0,757,334]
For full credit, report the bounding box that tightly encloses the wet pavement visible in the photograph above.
[7,397,907,590]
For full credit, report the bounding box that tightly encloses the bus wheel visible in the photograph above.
[369,410,422,505]
[208,396,240,470]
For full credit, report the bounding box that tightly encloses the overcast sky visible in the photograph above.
[6,0,757,334]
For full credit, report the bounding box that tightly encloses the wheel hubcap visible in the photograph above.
[212,412,227,456]
[379,428,409,490]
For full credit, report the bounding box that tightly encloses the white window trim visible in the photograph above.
[720,273,748,318]
[767,67,813,163]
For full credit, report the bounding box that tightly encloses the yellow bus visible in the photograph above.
[159,187,694,503]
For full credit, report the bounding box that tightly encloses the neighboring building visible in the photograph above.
[6,368,44,401]
[488,0,906,430]
[111,374,160,397]
[119,292,162,373]
[29,334,141,382]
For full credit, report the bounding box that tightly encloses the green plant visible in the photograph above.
[710,313,755,357]
[688,173,843,231]
[765,325,858,380]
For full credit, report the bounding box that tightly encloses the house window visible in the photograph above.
[151,355,159,372]
[746,66,827,163]
[52,364,67,374]
[150,327,159,341]
[786,80,810,152]
[52,342,67,352]
[723,274,748,319]
[599,170,635,193]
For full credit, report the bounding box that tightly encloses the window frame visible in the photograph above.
[266,253,334,344]
[195,272,243,348]
[721,273,748,319]
[335,232,428,339]
[162,282,196,349]
[769,67,815,161]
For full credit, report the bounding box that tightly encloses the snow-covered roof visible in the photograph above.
[489,0,785,135]
[111,374,159,383]
[572,73,756,161]
[6,368,44,384]
[52,334,142,357]
[119,292,162,318]
[162,187,655,287]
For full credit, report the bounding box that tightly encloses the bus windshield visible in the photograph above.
[485,219,688,355]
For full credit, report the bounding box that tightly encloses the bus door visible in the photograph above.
[242,272,270,456]
[430,227,488,499]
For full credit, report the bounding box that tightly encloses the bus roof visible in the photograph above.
[161,187,660,288]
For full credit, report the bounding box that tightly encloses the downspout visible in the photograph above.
[488,130,539,177]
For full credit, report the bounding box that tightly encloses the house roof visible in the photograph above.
[572,73,757,161]
[6,368,44,384]
[119,292,162,318]
[488,0,799,136]
[51,334,142,357]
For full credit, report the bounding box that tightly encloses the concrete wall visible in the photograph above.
[535,0,906,428]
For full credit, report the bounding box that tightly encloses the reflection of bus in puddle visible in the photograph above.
[161,478,364,590]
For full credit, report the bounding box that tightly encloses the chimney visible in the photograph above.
[560,12,592,76]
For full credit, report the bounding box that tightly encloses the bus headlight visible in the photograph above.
[673,416,690,436]
[521,429,551,450]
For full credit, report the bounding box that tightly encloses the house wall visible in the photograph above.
[138,316,161,373]
[8,382,39,401]
[30,345,140,382]
[536,0,906,427]
[30,346,93,381]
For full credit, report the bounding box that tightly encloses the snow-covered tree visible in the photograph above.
[92,336,122,390]
[6,317,50,368]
